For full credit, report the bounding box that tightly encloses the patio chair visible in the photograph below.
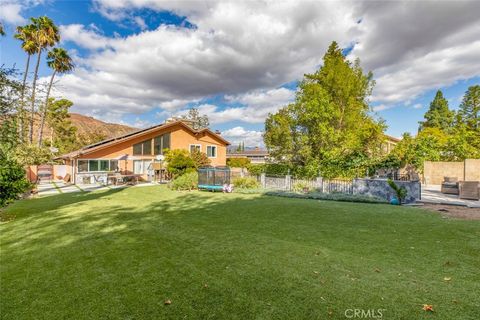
[441,177,459,195]
[459,181,480,200]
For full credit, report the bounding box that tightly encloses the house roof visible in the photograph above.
[56,120,230,160]
[384,134,401,143]
[227,149,269,157]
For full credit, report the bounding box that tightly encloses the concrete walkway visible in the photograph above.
[36,181,157,197]
[421,185,480,208]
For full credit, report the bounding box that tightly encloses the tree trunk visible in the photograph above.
[38,70,56,146]
[19,54,31,143]
[29,49,42,144]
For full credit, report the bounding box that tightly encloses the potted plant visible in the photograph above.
[387,179,408,205]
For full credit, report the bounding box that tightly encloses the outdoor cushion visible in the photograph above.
[459,181,480,200]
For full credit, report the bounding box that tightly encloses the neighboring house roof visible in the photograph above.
[384,134,401,143]
[227,149,269,157]
[57,120,230,160]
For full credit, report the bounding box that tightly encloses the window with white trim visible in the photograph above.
[207,145,217,158]
[189,144,201,153]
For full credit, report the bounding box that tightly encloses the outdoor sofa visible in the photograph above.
[441,177,459,195]
[459,181,480,200]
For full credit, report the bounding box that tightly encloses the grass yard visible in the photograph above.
[1,186,479,319]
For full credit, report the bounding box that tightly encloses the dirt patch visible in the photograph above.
[419,203,480,220]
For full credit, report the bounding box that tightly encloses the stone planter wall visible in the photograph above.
[353,178,420,204]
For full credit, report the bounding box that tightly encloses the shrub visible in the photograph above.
[164,149,196,176]
[292,181,311,192]
[387,179,408,204]
[190,149,211,168]
[265,191,385,204]
[232,176,260,189]
[227,157,251,168]
[0,157,31,207]
[169,171,198,191]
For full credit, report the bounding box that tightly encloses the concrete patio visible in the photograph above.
[36,181,157,197]
[421,184,480,208]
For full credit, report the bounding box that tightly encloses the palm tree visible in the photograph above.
[28,16,60,143]
[14,24,37,142]
[38,48,74,146]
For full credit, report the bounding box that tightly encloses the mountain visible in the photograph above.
[68,113,137,139]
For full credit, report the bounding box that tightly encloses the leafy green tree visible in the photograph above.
[38,48,74,146]
[27,16,60,143]
[458,85,479,131]
[164,149,196,176]
[0,22,5,36]
[419,90,454,131]
[264,41,385,178]
[0,68,22,152]
[181,108,209,130]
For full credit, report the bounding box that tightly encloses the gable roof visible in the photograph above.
[57,120,230,160]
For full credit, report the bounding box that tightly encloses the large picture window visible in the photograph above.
[77,159,118,172]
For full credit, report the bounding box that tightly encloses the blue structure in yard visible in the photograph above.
[198,166,231,191]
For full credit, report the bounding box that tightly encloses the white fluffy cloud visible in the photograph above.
[168,87,295,124]
[59,24,112,50]
[56,1,355,119]
[350,1,480,104]
[221,126,264,147]
[52,0,480,123]
[0,0,45,25]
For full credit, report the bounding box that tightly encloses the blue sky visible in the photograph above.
[1,0,479,146]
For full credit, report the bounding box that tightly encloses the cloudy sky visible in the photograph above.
[1,0,479,146]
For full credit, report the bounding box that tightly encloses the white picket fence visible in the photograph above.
[259,174,353,194]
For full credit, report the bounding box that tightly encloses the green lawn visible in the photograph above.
[1,186,479,319]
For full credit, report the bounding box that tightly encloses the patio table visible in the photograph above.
[107,174,140,186]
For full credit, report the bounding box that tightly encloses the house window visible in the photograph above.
[78,160,88,172]
[133,139,153,155]
[207,146,217,158]
[190,144,201,153]
[110,160,119,171]
[99,160,109,171]
[133,160,152,174]
[163,132,170,150]
[154,133,171,155]
[142,140,152,155]
[89,160,99,172]
[133,142,142,155]
[77,159,118,172]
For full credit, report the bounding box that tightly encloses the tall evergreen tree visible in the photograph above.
[458,85,480,131]
[419,90,454,132]
[264,41,385,178]
[181,108,209,130]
